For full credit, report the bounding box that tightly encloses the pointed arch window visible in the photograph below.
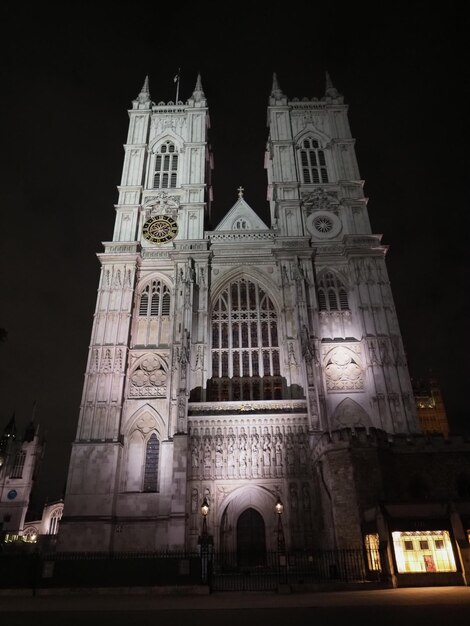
[153,141,179,189]
[209,278,281,401]
[10,450,26,479]
[143,433,160,492]
[299,137,329,184]
[317,272,349,311]
[48,508,63,535]
[234,218,249,230]
[135,279,171,346]
[139,280,171,318]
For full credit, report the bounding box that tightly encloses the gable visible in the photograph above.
[214,197,269,231]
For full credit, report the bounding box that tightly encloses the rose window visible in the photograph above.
[313,215,333,233]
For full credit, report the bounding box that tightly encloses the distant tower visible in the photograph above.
[413,376,449,436]
[59,72,419,554]
[0,413,43,535]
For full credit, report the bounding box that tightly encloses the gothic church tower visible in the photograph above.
[59,74,418,554]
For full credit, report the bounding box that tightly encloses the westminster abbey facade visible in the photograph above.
[58,72,441,565]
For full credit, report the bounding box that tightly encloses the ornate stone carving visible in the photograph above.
[135,413,157,435]
[322,344,364,392]
[302,188,338,212]
[128,354,167,398]
[144,191,180,217]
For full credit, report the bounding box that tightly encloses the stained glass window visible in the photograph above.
[209,278,281,401]
[143,433,160,492]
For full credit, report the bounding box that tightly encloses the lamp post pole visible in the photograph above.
[275,496,287,585]
[198,497,213,585]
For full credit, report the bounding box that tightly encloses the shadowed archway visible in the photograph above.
[236,508,266,566]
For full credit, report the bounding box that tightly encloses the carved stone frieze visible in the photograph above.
[188,421,309,480]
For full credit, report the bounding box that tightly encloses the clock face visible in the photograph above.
[142,215,178,244]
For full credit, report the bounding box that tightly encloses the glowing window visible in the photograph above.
[48,508,63,535]
[392,530,457,573]
[364,533,381,572]
[153,141,178,189]
[299,137,329,184]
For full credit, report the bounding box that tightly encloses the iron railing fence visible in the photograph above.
[211,548,384,591]
[0,550,201,590]
[0,547,385,591]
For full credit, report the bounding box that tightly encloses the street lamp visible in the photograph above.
[275,496,286,554]
[199,497,213,585]
[201,497,209,537]
[275,496,287,586]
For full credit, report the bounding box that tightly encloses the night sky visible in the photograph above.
[0,3,468,509]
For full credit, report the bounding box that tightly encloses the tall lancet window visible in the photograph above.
[135,279,171,346]
[153,141,178,189]
[209,278,281,401]
[299,137,329,184]
[143,433,160,492]
[10,450,26,479]
[317,272,349,311]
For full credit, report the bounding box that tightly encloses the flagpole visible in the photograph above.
[175,67,181,103]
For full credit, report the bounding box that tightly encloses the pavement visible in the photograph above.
[0,585,469,609]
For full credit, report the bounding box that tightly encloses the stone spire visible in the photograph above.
[269,72,287,105]
[2,412,16,440]
[22,401,38,442]
[271,72,284,99]
[324,71,339,98]
[0,412,16,459]
[133,75,152,109]
[191,72,205,103]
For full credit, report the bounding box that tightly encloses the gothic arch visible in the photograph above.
[316,269,350,312]
[133,275,173,347]
[294,127,331,147]
[316,267,350,289]
[208,272,283,400]
[210,266,282,313]
[122,405,164,493]
[331,397,371,429]
[148,129,184,153]
[135,272,174,294]
[217,485,279,553]
[123,403,165,439]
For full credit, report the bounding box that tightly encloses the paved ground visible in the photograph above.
[0,587,469,626]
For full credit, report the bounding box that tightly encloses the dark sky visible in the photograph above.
[0,2,468,508]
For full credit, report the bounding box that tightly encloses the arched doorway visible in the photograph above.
[236,508,266,566]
